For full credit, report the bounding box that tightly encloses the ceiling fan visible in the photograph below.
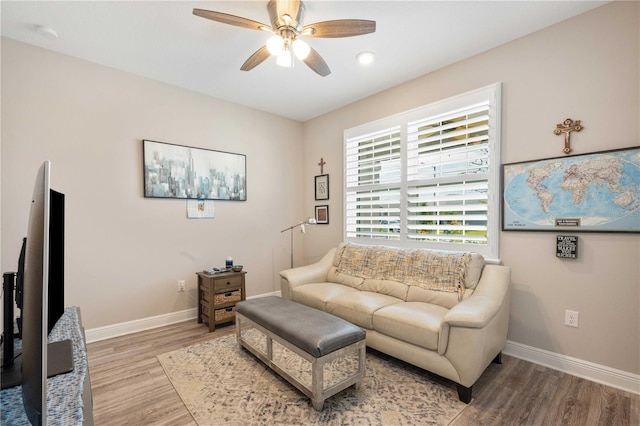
[193,0,376,77]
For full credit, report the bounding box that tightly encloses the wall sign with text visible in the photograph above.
[556,235,578,259]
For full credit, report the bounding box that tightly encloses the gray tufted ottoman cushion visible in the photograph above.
[236,296,365,357]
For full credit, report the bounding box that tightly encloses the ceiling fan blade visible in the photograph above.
[240,46,271,72]
[193,9,270,31]
[303,20,376,38]
[303,47,331,77]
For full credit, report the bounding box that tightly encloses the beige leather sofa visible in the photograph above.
[280,243,511,403]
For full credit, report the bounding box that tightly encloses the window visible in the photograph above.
[344,84,501,260]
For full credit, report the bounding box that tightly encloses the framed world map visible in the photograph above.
[502,146,640,233]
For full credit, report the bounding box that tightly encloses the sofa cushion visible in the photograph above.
[373,302,448,351]
[406,286,475,310]
[361,278,409,301]
[326,266,364,289]
[291,283,358,311]
[326,291,402,329]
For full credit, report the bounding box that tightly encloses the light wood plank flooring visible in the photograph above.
[87,320,639,425]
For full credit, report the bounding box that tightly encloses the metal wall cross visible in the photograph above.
[318,157,326,174]
[553,118,583,154]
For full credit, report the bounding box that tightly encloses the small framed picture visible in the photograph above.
[315,205,329,224]
[315,174,329,200]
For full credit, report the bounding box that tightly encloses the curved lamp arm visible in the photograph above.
[281,217,317,268]
[280,217,317,233]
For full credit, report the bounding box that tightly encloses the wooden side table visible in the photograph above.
[196,270,246,331]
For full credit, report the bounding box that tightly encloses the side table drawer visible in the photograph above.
[214,306,236,322]
[214,290,242,305]
[214,275,244,291]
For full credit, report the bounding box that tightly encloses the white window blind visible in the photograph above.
[344,84,501,259]
[406,103,490,244]
[345,126,402,239]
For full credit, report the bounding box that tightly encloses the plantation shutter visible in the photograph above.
[406,103,490,244]
[345,126,402,239]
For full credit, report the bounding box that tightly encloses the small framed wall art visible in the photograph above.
[315,174,329,200]
[315,205,329,224]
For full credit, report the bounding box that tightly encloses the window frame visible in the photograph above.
[343,83,502,261]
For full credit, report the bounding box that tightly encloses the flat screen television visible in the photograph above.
[1,161,73,426]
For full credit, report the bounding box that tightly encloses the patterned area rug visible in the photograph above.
[157,329,468,425]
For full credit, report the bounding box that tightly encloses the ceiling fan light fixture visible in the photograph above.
[292,39,310,60]
[276,48,293,67]
[266,34,285,55]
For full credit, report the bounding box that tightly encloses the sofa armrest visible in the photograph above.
[439,264,511,354]
[279,248,336,299]
[443,264,511,328]
[438,264,511,387]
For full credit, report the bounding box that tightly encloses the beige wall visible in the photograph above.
[302,1,639,375]
[1,38,305,329]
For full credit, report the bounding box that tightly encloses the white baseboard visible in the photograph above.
[84,291,281,343]
[504,340,640,396]
[85,308,197,343]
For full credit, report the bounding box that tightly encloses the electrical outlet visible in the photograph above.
[564,309,579,328]
[177,280,186,292]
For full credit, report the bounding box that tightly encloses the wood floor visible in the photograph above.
[87,320,639,425]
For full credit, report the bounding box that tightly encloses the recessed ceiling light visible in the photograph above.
[356,51,375,65]
[36,25,58,40]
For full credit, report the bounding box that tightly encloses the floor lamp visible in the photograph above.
[281,217,317,268]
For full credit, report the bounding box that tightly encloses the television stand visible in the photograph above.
[48,339,75,377]
[0,307,93,425]
[1,339,74,390]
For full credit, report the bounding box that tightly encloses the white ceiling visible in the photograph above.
[1,1,607,122]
